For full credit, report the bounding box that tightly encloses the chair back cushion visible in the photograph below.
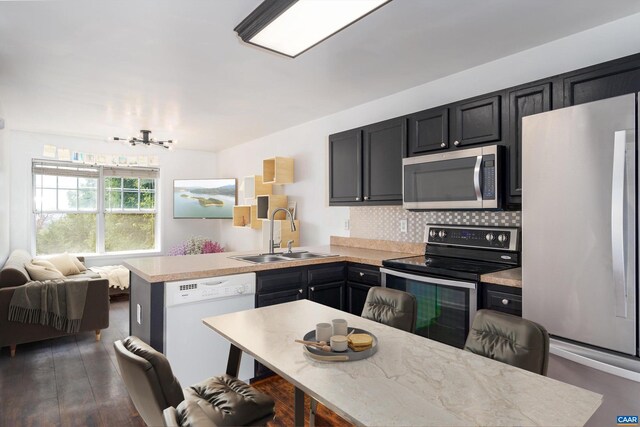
[114,337,184,426]
[361,287,417,333]
[464,309,550,375]
[0,250,32,288]
[183,374,274,426]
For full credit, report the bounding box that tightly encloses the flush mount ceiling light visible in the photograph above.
[234,0,391,58]
[111,130,175,149]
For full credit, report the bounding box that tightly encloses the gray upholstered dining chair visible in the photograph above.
[464,309,550,375]
[361,287,417,333]
[114,336,275,427]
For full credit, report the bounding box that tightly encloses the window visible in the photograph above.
[33,161,159,255]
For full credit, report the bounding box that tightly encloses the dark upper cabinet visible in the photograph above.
[563,55,640,107]
[329,118,404,206]
[507,82,552,202]
[407,107,449,155]
[452,94,502,147]
[328,53,640,210]
[329,129,362,204]
[362,118,405,203]
[308,281,345,311]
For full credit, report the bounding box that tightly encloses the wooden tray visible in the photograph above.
[302,328,378,362]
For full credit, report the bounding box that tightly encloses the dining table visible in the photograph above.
[202,299,602,427]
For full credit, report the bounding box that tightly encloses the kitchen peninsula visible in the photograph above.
[124,236,523,352]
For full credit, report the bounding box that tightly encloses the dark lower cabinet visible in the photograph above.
[480,283,522,317]
[507,82,552,204]
[345,264,381,315]
[256,287,305,307]
[308,281,345,311]
[346,281,373,316]
[254,263,347,378]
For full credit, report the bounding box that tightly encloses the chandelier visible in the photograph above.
[111,130,175,149]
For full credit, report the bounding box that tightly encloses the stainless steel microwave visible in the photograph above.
[403,145,503,210]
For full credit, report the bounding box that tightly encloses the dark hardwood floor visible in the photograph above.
[1,298,639,427]
[0,296,145,427]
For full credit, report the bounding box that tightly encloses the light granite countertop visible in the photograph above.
[124,236,525,287]
[203,299,602,426]
[124,244,419,283]
[481,267,522,288]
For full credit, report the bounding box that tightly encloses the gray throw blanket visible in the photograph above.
[8,279,89,333]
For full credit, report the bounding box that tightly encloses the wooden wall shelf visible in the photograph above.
[263,157,294,184]
[232,205,262,229]
[256,194,288,220]
[243,175,273,199]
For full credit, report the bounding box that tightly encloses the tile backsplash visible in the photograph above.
[349,206,521,243]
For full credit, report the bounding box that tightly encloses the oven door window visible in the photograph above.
[404,157,478,203]
[385,274,474,348]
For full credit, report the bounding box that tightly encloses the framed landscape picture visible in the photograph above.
[173,179,237,219]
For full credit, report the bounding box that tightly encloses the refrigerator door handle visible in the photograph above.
[473,155,482,201]
[611,130,634,319]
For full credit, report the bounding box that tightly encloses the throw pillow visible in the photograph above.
[25,262,65,281]
[71,256,87,272]
[42,253,81,276]
[31,258,59,271]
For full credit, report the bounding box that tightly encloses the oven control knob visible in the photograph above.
[429,229,437,238]
[485,233,495,242]
[438,230,447,238]
[497,233,508,243]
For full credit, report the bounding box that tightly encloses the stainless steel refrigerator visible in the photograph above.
[522,93,639,375]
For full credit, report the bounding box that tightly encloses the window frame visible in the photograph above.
[32,160,161,256]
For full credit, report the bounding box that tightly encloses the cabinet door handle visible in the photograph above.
[440,142,446,148]
[364,196,369,200]
[454,140,460,146]
[355,197,360,201]
[501,298,509,305]
[359,272,365,277]
[310,287,315,291]
[298,289,303,294]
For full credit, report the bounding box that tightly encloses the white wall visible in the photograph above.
[0,101,8,265]
[7,130,221,266]
[217,13,640,251]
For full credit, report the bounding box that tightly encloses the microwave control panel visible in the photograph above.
[481,156,496,200]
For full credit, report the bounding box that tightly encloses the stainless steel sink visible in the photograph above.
[233,254,289,264]
[231,251,338,264]
[279,252,331,259]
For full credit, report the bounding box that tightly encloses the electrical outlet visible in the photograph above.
[344,219,350,230]
[400,219,408,233]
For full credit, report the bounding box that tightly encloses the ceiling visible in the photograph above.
[1,0,639,152]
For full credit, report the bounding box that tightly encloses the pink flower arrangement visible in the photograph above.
[168,236,224,256]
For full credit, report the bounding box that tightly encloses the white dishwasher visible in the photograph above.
[165,272,256,386]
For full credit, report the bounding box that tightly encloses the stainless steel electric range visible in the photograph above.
[382,224,520,348]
